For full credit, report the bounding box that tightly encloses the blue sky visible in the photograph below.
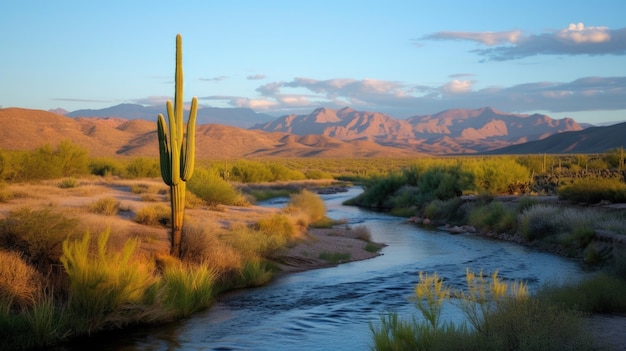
[2,1,626,124]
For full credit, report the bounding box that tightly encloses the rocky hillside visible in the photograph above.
[0,108,420,159]
[252,106,584,154]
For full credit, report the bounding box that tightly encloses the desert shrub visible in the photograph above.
[470,157,530,194]
[0,251,44,309]
[468,202,516,233]
[89,157,126,177]
[181,222,242,271]
[423,197,465,223]
[134,204,170,226]
[305,169,333,179]
[0,207,80,273]
[89,197,120,216]
[125,157,160,178]
[558,178,626,204]
[236,258,274,287]
[351,225,372,242]
[255,213,297,242]
[284,189,326,223]
[416,165,472,204]
[20,141,89,180]
[517,204,564,241]
[268,163,306,181]
[348,172,407,208]
[226,220,293,258]
[539,273,626,314]
[319,252,350,264]
[515,196,538,213]
[187,168,248,206]
[390,185,419,209]
[58,177,79,189]
[61,230,157,334]
[159,261,217,318]
[0,181,13,202]
[230,160,274,183]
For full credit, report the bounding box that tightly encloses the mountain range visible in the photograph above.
[0,105,623,158]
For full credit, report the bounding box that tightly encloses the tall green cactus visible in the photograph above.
[157,34,197,257]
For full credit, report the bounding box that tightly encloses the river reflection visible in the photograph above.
[62,187,588,350]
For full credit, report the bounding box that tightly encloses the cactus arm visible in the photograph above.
[166,100,180,185]
[181,96,197,181]
[157,114,173,186]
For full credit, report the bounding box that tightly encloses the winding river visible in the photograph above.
[64,187,589,350]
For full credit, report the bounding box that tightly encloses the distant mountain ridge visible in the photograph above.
[1,106,623,158]
[66,103,275,129]
[251,106,584,154]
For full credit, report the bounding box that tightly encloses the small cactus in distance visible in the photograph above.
[157,34,197,257]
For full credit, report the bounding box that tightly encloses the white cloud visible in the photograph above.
[423,23,626,60]
[232,98,278,110]
[442,80,473,94]
[558,23,610,43]
[425,30,522,45]
[201,76,626,118]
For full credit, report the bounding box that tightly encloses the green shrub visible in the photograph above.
[255,213,297,242]
[20,141,89,180]
[370,270,595,351]
[187,168,247,206]
[89,197,120,216]
[423,197,464,223]
[134,204,170,226]
[539,273,626,314]
[58,177,79,189]
[61,230,157,334]
[558,178,626,204]
[159,261,217,318]
[468,202,516,233]
[89,157,126,177]
[236,258,274,287]
[231,160,274,183]
[319,252,350,263]
[0,207,80,272]
[125,157,160,178]
[285,189,327,224]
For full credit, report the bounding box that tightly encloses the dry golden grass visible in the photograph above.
[0,250,44,309]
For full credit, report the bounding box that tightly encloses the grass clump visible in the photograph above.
[370,269,596,351]
[88,197,120,216]
[134,204,170,227]
[559,178,626,204]
[285,189,327,225]
[61,229,157,334]
[0,207,80,273]
[187,168,248,206]
[318,251,350,264]
[58,177,79,189]
[0,250,44,310]
[158,259,217,318]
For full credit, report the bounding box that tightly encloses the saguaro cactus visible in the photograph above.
[157,34,197,257]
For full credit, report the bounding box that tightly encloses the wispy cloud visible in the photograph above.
[199,75,229,82]
[423,23,626,61]
[53,98,113,103]
[200,75,626,118]
[131,96,171,106]
[246,74,266,80]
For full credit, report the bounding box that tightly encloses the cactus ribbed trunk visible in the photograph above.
[170,183,186,257]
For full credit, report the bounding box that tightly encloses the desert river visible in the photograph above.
[62,187,590,350]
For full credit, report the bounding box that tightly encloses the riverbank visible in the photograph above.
[270,226,386,275]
